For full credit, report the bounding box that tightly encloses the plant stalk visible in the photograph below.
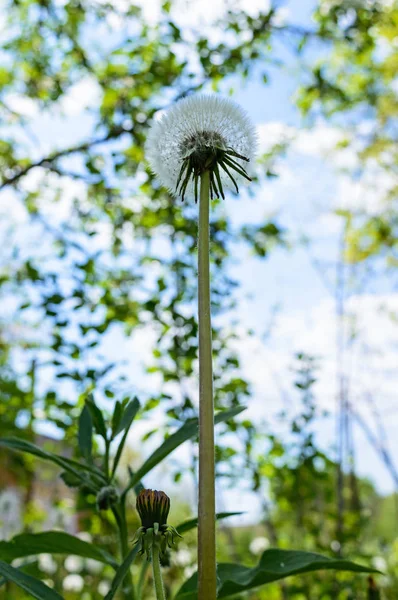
[137,561,149,599]
[152,543,166,600]
[197,170,217,599]
[113,504,136,600]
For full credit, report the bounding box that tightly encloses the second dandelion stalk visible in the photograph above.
[198,170,217,599]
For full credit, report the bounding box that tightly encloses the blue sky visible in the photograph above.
[1,0,397,524]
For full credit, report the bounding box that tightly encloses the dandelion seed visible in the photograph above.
[146,95,257,202]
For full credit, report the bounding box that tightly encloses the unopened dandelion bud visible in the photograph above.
[96,486,119,511]
[133,489,182,560]
[136,489,170,529]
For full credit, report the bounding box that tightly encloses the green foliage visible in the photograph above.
[0,400,250,598]
[78,405,93,463]
[175,512,242,535]
[0,561,63,600]
[85,395,108,440]
[111,397,140,478]
[112,398,140,438]
[176,549,378,599]
[104,545,140,600]
[0,532,117,568]
[123,405,246,497]
[0,437,107,491]
[0,0,396,598]
[297,1,398,264]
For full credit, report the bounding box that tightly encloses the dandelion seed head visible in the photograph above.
[146,94,257,201]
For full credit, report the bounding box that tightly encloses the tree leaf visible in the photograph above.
[0,531,117,569]
[85,394,107,439]
[175,512,243,535]
[175,549,379,599]
[104,545,140,600]
[78,404,93,462]
[0,560,64,600]
[122,406,245,497]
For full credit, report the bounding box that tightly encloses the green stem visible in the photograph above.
[104,438,110,480]
[151,544,166,600]
[113,504,136,600]
[136,561,149,600]
[197,170,217,599]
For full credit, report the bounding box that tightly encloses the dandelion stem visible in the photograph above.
[151,543,166,600]
[198,170,217,600]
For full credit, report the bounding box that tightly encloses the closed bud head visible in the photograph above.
[134,489,181,560]
[96,486,119,511]
[136,489,170,529]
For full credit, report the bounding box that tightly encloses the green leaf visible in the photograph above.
[0,561,42,589]
[0,438,105,487]
[0,531,118,569]
[0,560,63,600]
[123,406,245,497]
[85,394,107,439]
[104,545,140,600]
[60,471,82,488]
[176,512,243,535]
[111,398,140,478]
[113,397,140,437]
[175,549,379,599]
[78,404,93,462]
[111,401,123,437]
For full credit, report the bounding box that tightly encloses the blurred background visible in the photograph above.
[0,0,397,598]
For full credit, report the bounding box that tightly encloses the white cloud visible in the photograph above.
[232,290,398,494]
[271,6,290,27]
[5,94,39,118]
[58,77,102,116]
[334,170,396,215]
[237,292,398,423]
[118,0,271,29]
[257,121,295,153]
[293,124,344,156]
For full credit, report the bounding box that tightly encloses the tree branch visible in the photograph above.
[0,125,132,191]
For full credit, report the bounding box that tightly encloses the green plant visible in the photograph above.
[0,395,378,599]
[0,397,244,599]
[0,94,380,600]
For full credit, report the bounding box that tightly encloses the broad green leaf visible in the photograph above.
[104,545,140,600]
[0,438,105,487]
[85,395,107,438]
[78,404,93,462]
[0,531,117,569]
[0,560,63,600]
[176,512,243,535]
[175,549,379,599]
[123,406,245,497]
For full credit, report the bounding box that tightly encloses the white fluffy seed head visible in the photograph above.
[145,94,257,199]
